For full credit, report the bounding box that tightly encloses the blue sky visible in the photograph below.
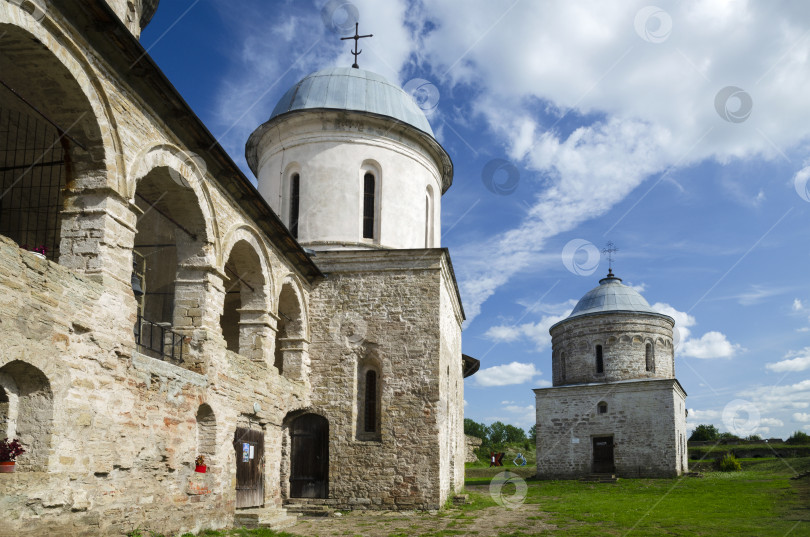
[142,0,810,439]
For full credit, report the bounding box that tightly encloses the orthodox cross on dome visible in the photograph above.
[602,241,619,276]
[341,22,373,69]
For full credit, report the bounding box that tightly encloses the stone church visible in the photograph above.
[534,270,688,479]
[0,1,477,535]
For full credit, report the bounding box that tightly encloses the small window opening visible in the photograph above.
[597,402,607,414]
[364,370,377,433]
[596,345,604,373]
[362,172,375,239]
[645,343,654,372]
[289,173,300,239]
[560,352,566,382]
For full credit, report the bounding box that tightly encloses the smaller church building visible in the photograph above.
[534,270,688,478]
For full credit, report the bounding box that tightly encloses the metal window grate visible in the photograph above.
[0,99,66,261]
[135,313,184,362]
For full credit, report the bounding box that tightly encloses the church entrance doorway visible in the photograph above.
[234,426,264,508]
[289,413,329,498]
[592,436,615,473]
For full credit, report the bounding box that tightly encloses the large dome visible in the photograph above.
[267,67,434,136]
[565,271,668,320]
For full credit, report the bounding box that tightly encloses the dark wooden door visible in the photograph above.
[290,413,329,498]
[234,427,264,508]
[592,436,615,473]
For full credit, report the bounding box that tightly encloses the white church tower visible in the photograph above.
[246,56,472,509]
[246,67,452,250]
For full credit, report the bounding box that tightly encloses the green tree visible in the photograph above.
[503,424,527,443]
[689,424,719,441]
[528,424,537,443]
[786,430,810,445]
[489,421,507,445]
[463,418,489,440]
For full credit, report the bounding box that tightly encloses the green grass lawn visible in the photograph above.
[464,457,810,536]
[131,458,810,537]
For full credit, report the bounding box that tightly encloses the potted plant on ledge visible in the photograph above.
[0,438,25,473]
[195,454,206,473]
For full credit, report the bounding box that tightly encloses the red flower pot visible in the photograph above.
[195,464,206,473]
[0,462,15,473]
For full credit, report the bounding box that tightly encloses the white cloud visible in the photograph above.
[474,361,542,387]
[484,311,571,351]
[680,331,741,359]
[793,298,805,311]
[793,412,810,422]
[766,347,810,372]
[760,417,784,428]
[629,282,647,293]
[651,302,695,342]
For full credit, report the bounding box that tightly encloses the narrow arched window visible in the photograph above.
[597,402,607,414]
[363,173,375,239]
[364,369,377,432]
[289,173,300,239]
[596,345,604,373]
[645,343,653,372]
[560,351,566,382]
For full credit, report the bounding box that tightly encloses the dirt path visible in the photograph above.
[287,502,555,537]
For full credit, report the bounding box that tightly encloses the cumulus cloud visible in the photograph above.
[474,361,542,387]
[484,311,571,351]
[766,347,810,372]
[680,331,741,359]
[210,1,810,322]
[652,302,696,342]
[793,412,810,422]
[794,299,805,311]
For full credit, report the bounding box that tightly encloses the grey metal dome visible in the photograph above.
[566,271,662,319]
[267,67,434,136]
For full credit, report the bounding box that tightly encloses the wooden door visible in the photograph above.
[290,413,329,498]
[592,436,615,473]
[234,427,264,508]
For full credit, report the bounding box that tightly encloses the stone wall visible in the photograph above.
[549,313,676,386]
[0,236,311,536]
[465,435,483,463]
[306,249,465,510]
[534,379,686,479]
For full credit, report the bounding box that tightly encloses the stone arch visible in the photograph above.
[0,360,53,471]
[128,144,219,256]
[0,5,121,191]
[219,229,274,362]
[0,14,122,269]
[196,403,216,463]
[129,146,217,368]
[281,409,329,499]
[274,275,309,380]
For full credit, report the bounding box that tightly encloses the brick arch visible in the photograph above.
[0,5,122,193]
[128,144,220,263]
[276,274,308,339]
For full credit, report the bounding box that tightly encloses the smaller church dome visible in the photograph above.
[268,67,434,136]
[567,270,660,320]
